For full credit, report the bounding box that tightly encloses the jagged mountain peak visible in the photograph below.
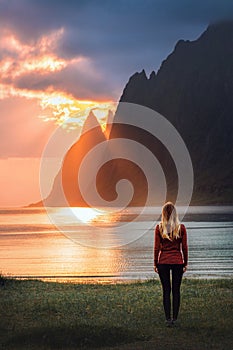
[81,110,102,135]
[149,70,156,80]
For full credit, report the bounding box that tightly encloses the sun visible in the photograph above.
[71,207,105,223]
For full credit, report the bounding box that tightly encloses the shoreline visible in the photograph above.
[2,275,233,285]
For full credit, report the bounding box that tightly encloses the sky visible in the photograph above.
[0,0,233,207]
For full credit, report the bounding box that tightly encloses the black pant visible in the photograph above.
[157,264,184,320]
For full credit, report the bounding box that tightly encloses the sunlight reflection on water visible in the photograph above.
[0,206,233,282]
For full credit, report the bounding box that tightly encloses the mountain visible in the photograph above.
[31,20,233,207]
[32,112,107,207]
[119,20,233,204]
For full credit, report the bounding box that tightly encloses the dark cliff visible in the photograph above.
[120,21,233,204]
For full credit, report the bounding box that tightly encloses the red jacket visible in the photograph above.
[154,223,188,266]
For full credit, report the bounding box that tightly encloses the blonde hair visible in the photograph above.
[159,202,180,240]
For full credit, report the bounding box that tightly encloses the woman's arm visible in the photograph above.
[181,224,188,267]
[154,225,161,271]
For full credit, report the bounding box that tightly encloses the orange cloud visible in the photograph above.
[0,28,115,128]
[0,28,67,77]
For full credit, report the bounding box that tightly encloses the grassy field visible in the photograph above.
[0,277,232,349]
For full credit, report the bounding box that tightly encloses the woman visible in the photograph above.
[154,202,188,326]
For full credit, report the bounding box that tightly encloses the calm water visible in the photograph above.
[0,207,233,282]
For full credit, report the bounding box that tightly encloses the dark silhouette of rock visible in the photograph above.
[33,112,107,207]
[119,20,233,204]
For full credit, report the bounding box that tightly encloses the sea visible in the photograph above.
[0,206,233,283]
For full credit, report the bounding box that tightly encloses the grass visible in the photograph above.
[0,277,232,349]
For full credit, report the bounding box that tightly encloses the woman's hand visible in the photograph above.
[183,265,187,273]
[154,266,158,273]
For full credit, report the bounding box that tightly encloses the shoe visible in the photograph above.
[172,319,178,326]
[165,319,172,327]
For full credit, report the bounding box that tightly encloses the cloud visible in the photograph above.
[12,55,113,99]
[1,1,233,46]
[1,0,233,100]
[0,26,116,94]
[0,26,115,134]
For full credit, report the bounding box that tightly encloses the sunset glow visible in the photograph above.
[0,25,115,206]
[0,29,67,78]
[71,207,106,223]
[0,27,115,128]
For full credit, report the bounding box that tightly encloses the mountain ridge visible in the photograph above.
[30,20,233,207]
[119,20,233,204]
